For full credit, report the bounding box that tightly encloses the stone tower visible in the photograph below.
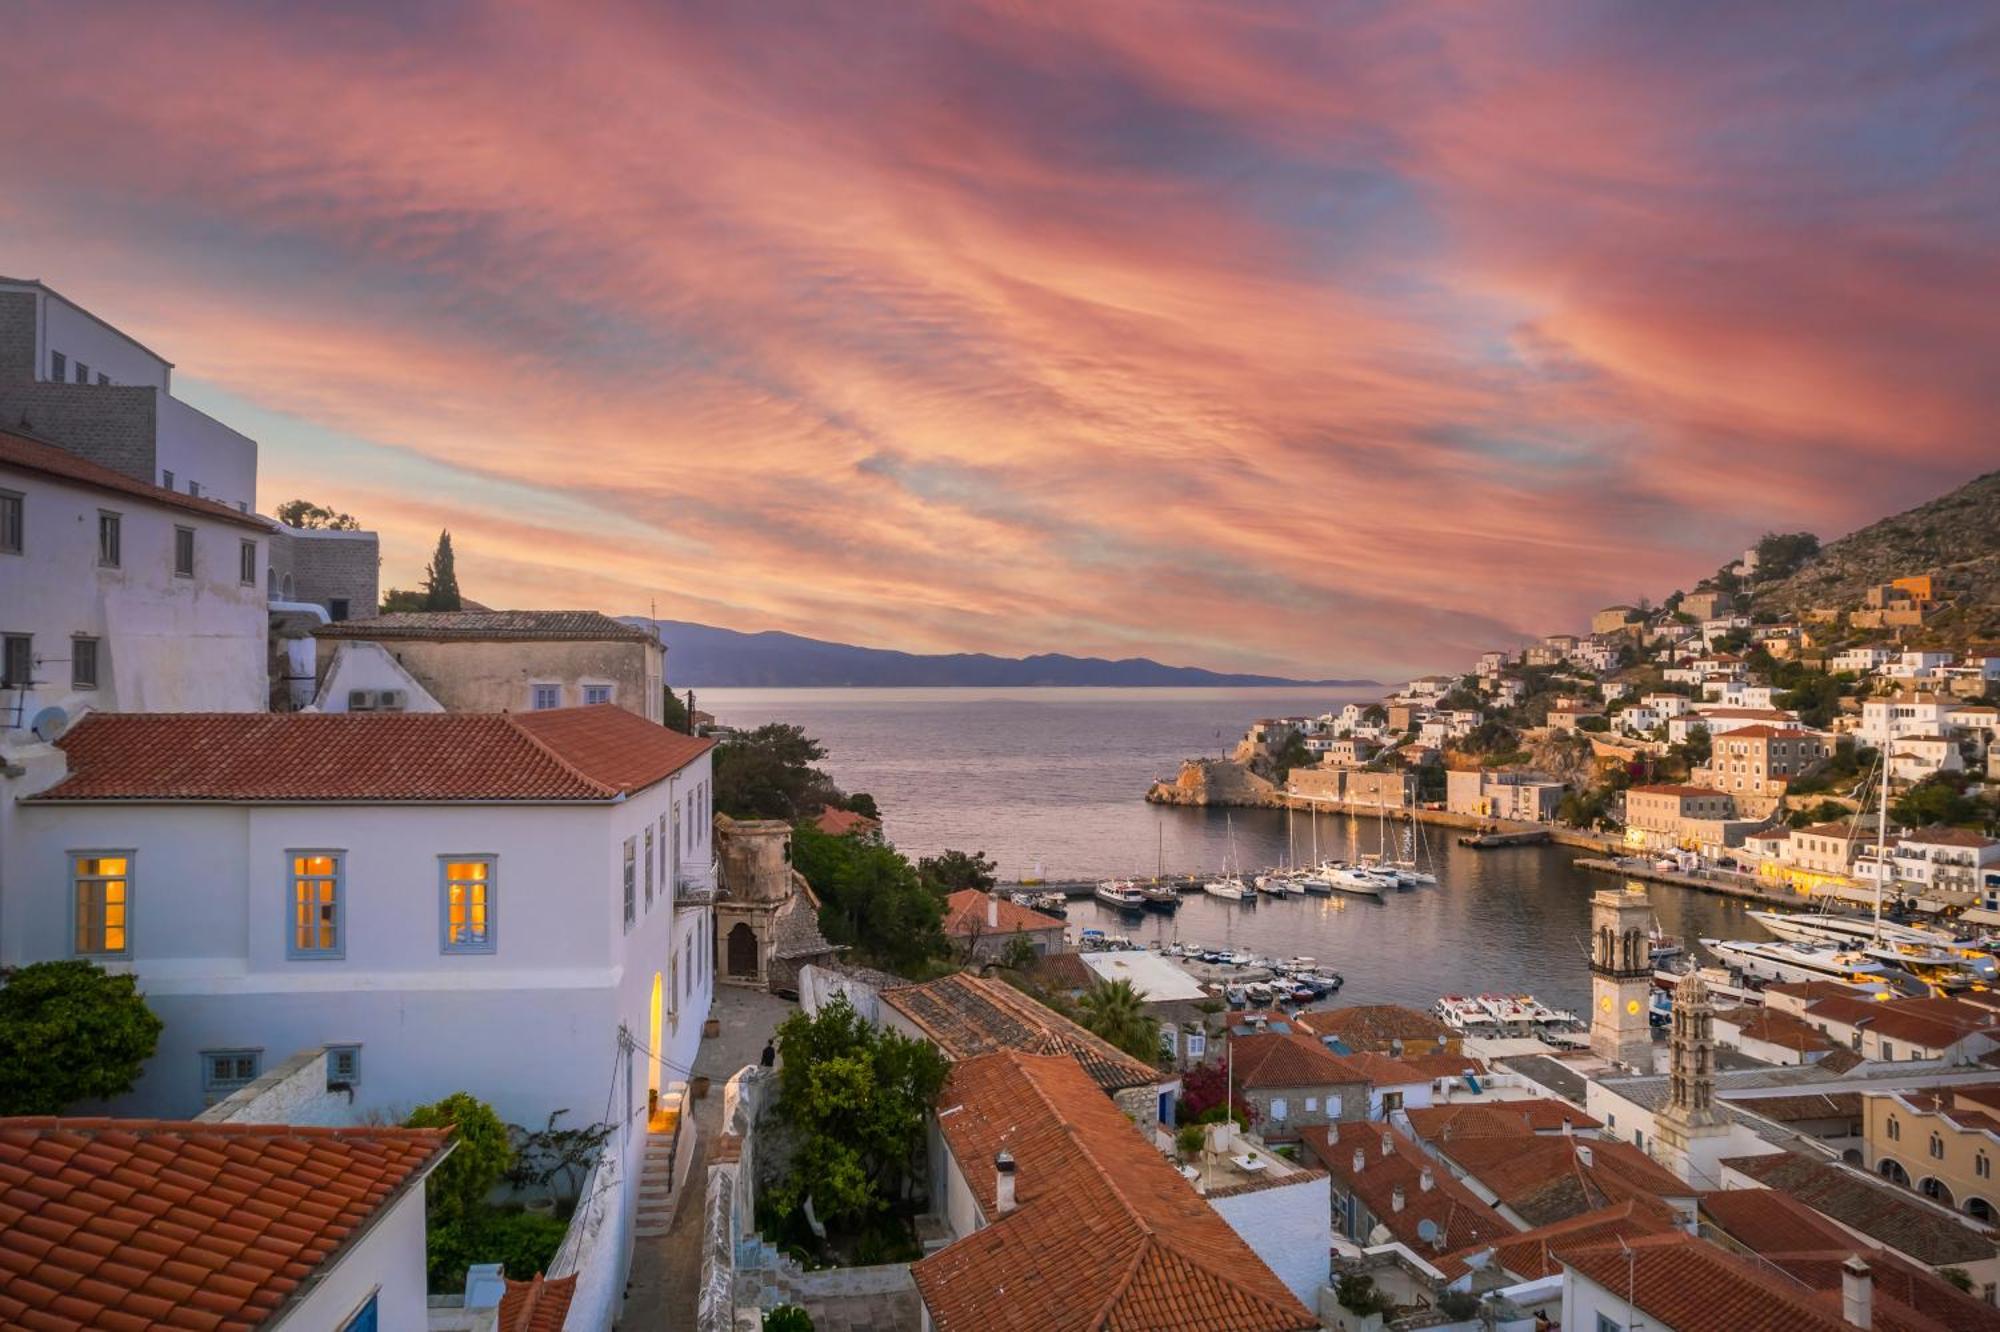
[1588,887,1654,1068]
[1655,970,1729,1183]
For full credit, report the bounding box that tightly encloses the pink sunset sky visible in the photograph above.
[3,2,1994,680]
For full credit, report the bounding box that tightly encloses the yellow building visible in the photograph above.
[1863,1086,2000,1225]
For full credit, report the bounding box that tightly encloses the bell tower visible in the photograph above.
[1588,886,1654,1068]
[1655,970,1728,1182]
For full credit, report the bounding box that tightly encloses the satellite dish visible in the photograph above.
[29,706,69,743]
[1416,1218,1441,1246]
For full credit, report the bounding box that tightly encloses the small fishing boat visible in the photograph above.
[1094,880,1146,911]
[1224,985,1248,1008]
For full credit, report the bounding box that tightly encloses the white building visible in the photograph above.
[1860,692,1953,748]
[2,427,271,720]
[1834,645,1897,675]
[0,276,259,513]
[1890,828,2000,899]
[0,707,718,1152]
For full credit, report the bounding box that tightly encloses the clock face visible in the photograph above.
[1627,999,1642,1015]
[1600,996,1613,1013]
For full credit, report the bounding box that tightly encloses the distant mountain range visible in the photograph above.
[619,619,1372,688]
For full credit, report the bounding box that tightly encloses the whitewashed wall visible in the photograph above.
[1209,1174,1332,1308]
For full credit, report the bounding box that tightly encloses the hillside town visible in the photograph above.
[6,278,2000,1332]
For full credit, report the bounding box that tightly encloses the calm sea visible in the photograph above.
[697,687,1764,1013]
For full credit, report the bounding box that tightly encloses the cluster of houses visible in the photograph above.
[0,276,746,1328]
[1236,578,2000,916]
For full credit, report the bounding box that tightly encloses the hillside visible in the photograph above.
[619,619,1373,688]
[1743,469,2000,642]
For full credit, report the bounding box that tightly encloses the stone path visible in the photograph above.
[618,986,797,1329]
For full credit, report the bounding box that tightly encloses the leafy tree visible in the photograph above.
[714,724,841,820]
[275,498,360,530]
[421,529,463,611]
[791,825,945,973]
[1360,703,1388,726]
[1271,732,1312,779]
[406,1092,513,1225]
[1777,673,1844,729]
[661,686,691,733]
[1335,1274,1396,1318]
[1074,979,1160,1063]
[1754,531,1820,580]
[0,961,163,1113]
[916,848,997,895]
[380,588,426,613]
[767,996,949,1233]
[843,792,880,819]
[998,933,1039,972]
[1894,777,1986,831]
[1789,799,1853,829]
[1177,1060,1255,1127]
[422,1207,565,1294]
[765,1307,815,1332]
[1459,719,1519,756]
[1174,1123,1207,1157]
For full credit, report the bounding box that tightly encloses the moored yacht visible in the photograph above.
[1321,862,1390,898]
[1747,908,1957,952]
[1137,881,1180,911]
[1204,875,1254,903]
[1701,937,1899,989]
[1094,880,1146,911]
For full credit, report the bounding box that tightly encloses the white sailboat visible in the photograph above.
[1205,814,1254,903]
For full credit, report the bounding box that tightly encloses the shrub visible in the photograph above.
[1437,1289,1481,1318]
[0,960,163,1114]
[1335,1273,1395,1317]
[765,1306,815,1332]
[406,1093,513,1224]
[424,1207,567,1292]
[1175,1123,1207,1158]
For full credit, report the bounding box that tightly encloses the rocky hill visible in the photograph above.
[1744,469,2000,643]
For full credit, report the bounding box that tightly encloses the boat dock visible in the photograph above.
[1574,857,1801,907]
[1001,875,1208,898]
[1457,829,1553,849]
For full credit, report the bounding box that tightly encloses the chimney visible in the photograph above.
[1380,1133,1393,1159]
[1391,1185,1406,1213]
[1420,1166,1435,1193]
[1327,1124,1340,1145]
[994,1150,1017,1215]
[1352,1148,1365,1173]
[987,891,999,930]
[1562,1116,1573,1137]
[1841,1256,1871,1330]
[1576,1144,1594,1169]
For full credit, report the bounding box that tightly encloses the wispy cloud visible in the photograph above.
[2,0,1992,678]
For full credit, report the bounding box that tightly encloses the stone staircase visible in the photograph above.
[633,1088,686,1239]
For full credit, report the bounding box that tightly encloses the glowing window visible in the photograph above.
[73,853,131,956]
[287,852,344,958]
[440,856,496,953]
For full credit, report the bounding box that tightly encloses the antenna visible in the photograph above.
[29,705,69,743]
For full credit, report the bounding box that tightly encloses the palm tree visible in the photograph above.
[1075,979,1159,1063]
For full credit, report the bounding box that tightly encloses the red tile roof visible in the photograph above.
[1338,1052,1487,1087]
[1715,1006,1838,1054]
[880,973,1158,1094]
[1229,1032,1370,1091]
[1302,1123,1513,1255]
[1701,1186,1860,1255]
[317,610,656,643]
[1438,1135,1691,1228]
[31,706,713,803]
[1402,1099,1597,1144]
[1768,1249,2000,1332]
[1556,1232,1854,1332]
[0,428,273,533]
[916,1052,1314,1332]
[1305,1003,1456,1049]
[1628,783,1732,798]
[812,806,882,837]
[1721,1153,1997,1265]
[0,1118,448,1331]
[499,1273,578,1332]
[1802,994,2000,1050]
[1435,1198,1676,1281]
[939,890,1064,938]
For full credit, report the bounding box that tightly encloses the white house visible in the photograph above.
[0,275,260,512]
[1834,645,1897,675]
[1,426,271,720]
[0,706,718,1154]
[1860,692,1953,748]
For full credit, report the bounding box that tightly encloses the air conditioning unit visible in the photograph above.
[347,690,377,712]
[377,689,408,712]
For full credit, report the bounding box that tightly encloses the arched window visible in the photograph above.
[1887,1117,1900,1141]
[1930,1133,1945,1160]
[1980,1153,1992,1180]
[1969,1197,1996,1223]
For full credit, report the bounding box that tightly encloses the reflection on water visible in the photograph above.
[699,687,1763,1012]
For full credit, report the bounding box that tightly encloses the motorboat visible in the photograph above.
[1224,985,1248,1008]
[1094,880,1146,911]
[1137,881,1180,911]
[1297,872,1334,896]
[1012,890,1068,916]
[1433,995,1489,1034]
[1748,908,1958,952]
[1652,960,1765,1008]
[1700,937,1905,990]
[1255,872,1305,896]
[1320,863,1390,898]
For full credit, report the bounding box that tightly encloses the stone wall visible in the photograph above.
[0,291,35,381]
[315,635,658,717]
[270,526,379,619]
[195,1047,355,1126]
[0,382,158,480]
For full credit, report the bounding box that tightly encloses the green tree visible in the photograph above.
[0,960,163,1114]
[1894,777,1986,831]
[998,933,1039,972]
[916,848,997,895]
[843,792,880,819]
[768,995,949,1232]
[1074,979,1160,1063]
[405,1092,513,1225]
[422,1208,565,1294]
[791,825,946,973]
[661,686,691,733]
[275,498,360,530]
[765,1307,815,1332]
[1754,531,1820,580]
[380,588,426,613]
[421,529,463,611]
[714,724,842,820]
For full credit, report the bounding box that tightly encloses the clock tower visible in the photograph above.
[1589,886,1654,1068]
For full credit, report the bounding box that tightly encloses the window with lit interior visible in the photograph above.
[287,851,344,958]
[440,856,496,953]
[73,853,131,956]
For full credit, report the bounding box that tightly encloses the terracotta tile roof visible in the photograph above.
[1629,782,1732,798]
[811,806,882,837]
[1802,995,1999,1050]
[0,1117,448,1331]
[1728,1092,1862,1124]
[1302,1123,1512,1255]
[939,890,1064,938]
[0,427,274,532]
[1767,1249,2000,1332]
[1438,1135,1690,1228]
[1306,1003,1455,1049]
[1556,1232,1854,1332]
[1435,1198,1676,1281]
[1716,1006,1838,1053]
[1402,1099,1597,1144]
[31,706,712,803]
[1026,950,1098,993]
[1899,825,2000,850]
[316,609,656,642]
[1338,1052,1486,1086]
[499,1273,579,1331]
[880,973,1157,1094]
[1722,725,1822,740]
[915,1052,1314,1332]
[1701,1186,1861,1255]
[1721,1153,1997,1264]
[1228,1032,1370,1091]
[1816,1048,1866,1074]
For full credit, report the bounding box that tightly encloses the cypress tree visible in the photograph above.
[421,530,463,611]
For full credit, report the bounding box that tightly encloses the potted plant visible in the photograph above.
[690,1074,711,1099]
[704,1016,721,1039]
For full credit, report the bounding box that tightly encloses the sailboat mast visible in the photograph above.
[1875,757,1888,942]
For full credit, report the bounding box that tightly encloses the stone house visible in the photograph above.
[714,814,834,995]
[1303,1004,1461,1057]
[940,889,1065,961]
[1227,1031,1371,1141]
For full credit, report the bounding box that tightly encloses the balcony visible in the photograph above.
[675,861,723,909]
